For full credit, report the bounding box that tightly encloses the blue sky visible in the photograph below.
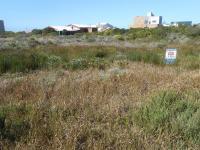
[0,0,199,31]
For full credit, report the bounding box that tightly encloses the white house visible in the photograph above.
[48,25,81,35]
[48,26,80,32]
[47,22,114,35]
[67,24,98,33]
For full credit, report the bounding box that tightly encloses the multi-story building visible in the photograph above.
[0,20,5,32]
[130,12,162,29]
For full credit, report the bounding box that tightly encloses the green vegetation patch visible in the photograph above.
[66,58,109,70]
[0,44,199,74]
[0,46,117,73]
[127,50,164,65]
[134,90,200,145]
[0,51,62,74]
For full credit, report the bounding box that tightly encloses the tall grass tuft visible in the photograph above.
[127,50,164,65]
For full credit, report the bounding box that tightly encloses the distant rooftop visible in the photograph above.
[68,24,97,28]
[48,26,80,32]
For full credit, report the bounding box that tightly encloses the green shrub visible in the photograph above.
[46,55,62,68]
[42,27,57,36]
[65,57,108,70]
[89,58,108,70]
[113,35,125,41]
[66,58,89,70]
[119,26,191,40]
[104,28,127,36]
[134,90,200,145]
[31,29,43,35]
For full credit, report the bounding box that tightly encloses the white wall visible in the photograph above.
[148,16,161,25]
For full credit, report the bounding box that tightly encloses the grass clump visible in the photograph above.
[127,50,163,65]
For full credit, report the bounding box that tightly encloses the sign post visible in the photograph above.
[165,48,177,64]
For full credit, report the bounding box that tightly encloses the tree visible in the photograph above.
[42,27,57,35]
[32,29,43,35]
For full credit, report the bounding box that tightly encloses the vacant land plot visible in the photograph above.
[0,29,200,149]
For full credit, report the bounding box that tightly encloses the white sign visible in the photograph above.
[165,48,177,64]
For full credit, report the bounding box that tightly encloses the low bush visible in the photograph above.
[113,35,125,41]
[134,90,200,145]
[66,58,89,70]
[66,58,108,70]
[46,55,62,68]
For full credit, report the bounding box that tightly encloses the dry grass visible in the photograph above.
[1,28,200,149]
[0,61,199,149]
